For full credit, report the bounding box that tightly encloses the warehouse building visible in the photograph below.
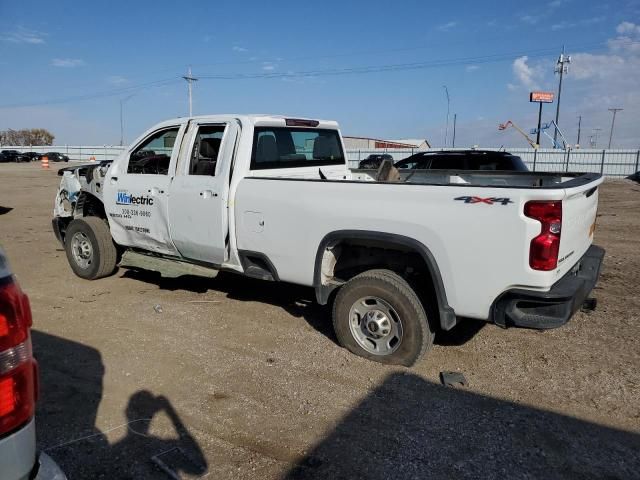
[343,136,430,150]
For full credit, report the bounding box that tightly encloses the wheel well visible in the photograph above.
[75,192,107,220]
[314,232,457,331]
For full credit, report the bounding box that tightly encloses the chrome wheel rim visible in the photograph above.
[348,296,403,355]
[71,232,93,269]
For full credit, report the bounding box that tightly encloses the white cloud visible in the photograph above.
[512,56,540,89]
[262,63,275,71]
[548,0,568,7]
[107,75,128,86]
[232,46,248,53]
[551,16,605,31]
[616,21,640,35]
[0,27,46,44]
[51,58,85,68]
[466,65,480,72]
[520,15,541,25]
[437,21,458,32]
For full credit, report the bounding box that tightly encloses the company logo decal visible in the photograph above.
[116,191,154,206]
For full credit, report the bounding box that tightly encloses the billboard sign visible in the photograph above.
[530,91,555,103]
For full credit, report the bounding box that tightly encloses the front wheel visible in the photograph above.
[64,217,118,279]
[332,269,434,367]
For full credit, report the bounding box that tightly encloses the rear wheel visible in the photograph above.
[64,217,118,279]
[332,269,433,366]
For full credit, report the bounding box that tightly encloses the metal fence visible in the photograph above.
[347,148,640,178]
[3,145,639,178]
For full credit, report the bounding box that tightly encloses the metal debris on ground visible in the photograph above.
[440,371,468,387]
[153,304,163,314]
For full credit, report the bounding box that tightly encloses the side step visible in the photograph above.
[119,251,218,279]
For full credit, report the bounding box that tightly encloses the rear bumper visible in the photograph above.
[492,245,605,329]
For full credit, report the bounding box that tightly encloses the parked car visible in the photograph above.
[43,152,69,163]
[52,115,603,367]
[23,152,42,162]
[394,150,529,171]
[358,154,394,169]
[0,150,30,163]
[0,248,67,479]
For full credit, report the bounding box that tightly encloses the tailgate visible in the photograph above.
[557,177,603,276]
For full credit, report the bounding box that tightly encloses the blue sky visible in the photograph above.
[0,0,639,147]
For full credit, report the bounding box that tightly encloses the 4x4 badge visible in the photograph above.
[454,196,513,205]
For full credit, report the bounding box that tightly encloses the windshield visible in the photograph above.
[251,127,345,170]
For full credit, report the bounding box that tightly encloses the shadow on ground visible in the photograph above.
[32,330,207,479]
[285,372,640,480]
[0,206,13,215]
[122,269,337,342]
[121,269,487,347]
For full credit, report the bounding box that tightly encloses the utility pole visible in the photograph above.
[119,94,135,146]
[452,113,457,148]
[443,85,450,148]
[576,115,582,147]
[553,47,571,148]
[182,66,198,117]
[607,108,623,149]
[591,127,602,148]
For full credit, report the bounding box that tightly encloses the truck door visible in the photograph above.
[103,123,187,255]
[167,121,238,264]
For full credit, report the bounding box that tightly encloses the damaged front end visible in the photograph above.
[53,161,112,244]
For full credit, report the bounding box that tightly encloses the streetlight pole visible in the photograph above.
[607,108,623,149]
[452,113,457,148]
[553,46,571,148]
[576,115,582,147]
[443,85,450,148]
[119,94,135,146]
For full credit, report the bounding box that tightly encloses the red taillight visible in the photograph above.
[0,278,36,435]
[525,200,562,271]
[0,282,31,352]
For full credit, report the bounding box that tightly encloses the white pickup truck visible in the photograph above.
[52,115,604,366]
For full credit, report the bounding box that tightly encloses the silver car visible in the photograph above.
[0,248,66,479]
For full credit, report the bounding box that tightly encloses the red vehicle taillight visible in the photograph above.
[0,280,36,436]
[524,200,562,271]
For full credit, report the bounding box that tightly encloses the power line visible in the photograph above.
[2,39,639,109]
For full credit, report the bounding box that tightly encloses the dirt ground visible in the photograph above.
[0,163,639,479]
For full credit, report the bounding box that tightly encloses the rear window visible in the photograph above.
[429,155,467,170]
[469,155,528,171]
[251,127,344,170]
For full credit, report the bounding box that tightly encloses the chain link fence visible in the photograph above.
[3,145,639,178]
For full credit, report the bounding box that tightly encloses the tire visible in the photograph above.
[64,217,118,280]
[332,269,434,367]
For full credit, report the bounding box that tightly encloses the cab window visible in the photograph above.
[189,125,226,176]
[127,127,180,175]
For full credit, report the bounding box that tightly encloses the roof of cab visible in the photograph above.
[155,114,339,130]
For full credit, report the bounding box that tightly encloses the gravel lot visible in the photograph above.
[1,163,639,479]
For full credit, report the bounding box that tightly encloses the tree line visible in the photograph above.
[0,128,55,146]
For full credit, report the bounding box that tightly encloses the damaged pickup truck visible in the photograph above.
[52,115,604,366]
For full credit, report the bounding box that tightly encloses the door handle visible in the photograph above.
[199,190,218,198]
[148,187,162,195]
[110,176,118,184]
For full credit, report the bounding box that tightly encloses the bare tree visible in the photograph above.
[0,128,55,146]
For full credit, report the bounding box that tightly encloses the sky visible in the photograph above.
[0,0,639,148]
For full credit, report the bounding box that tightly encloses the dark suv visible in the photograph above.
[43,152,69,163]
[394,150,528,172]
[0,150,30,163]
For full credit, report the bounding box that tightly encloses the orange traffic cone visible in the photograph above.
[41,155,49,169]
